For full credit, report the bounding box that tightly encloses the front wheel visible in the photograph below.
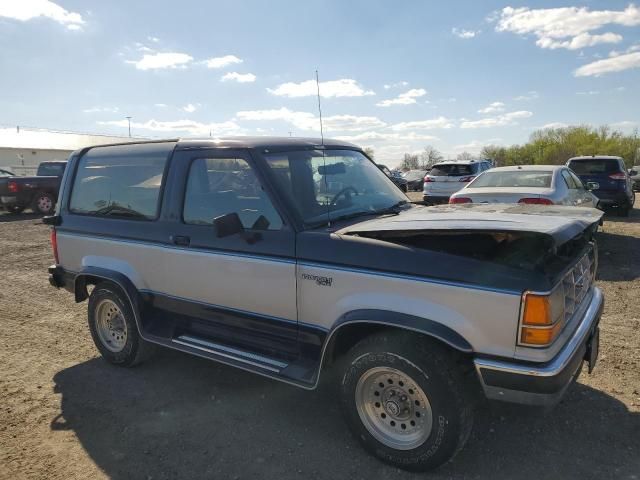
[340,332,474,471]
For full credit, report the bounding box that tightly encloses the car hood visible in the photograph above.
[337,203,603,247]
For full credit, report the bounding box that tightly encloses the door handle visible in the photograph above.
[171,235,190,246]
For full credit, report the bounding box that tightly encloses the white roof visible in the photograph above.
[487,165,563,172]
[433,159,487,165]
[0,128,144,151]
[568,155,623,161]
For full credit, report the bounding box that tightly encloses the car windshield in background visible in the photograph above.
[469,171,553,188]
[568,159,621,174]
[37,164,64,176]
[429,164,475,176]
[403,170,426,180]
[263,149,406,226]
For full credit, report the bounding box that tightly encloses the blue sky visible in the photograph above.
[0,0,639,166]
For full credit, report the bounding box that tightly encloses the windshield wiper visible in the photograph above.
[93,204,149,219]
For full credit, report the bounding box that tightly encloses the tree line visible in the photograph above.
[369,125,640,171]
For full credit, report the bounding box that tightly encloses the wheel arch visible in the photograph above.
[320,309,474,372]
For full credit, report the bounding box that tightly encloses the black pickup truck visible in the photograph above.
[0,161,67,214]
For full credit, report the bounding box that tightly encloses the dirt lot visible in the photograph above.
[1,207,639,480]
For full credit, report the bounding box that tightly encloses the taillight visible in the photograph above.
[459,176,475,182]
[449,197,472,204]
[518,197,553,205]
[609,172,626,180]
[424,176,434,182]
[50,229,59,264]
[7,181,19,193]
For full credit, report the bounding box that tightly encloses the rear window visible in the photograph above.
[469,171,552,188]
[69,144,172,220]
[37,163,65,176]
[429,163,477,176]
[567,158,622,175]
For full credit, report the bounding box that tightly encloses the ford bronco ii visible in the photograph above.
[46,138,603,471]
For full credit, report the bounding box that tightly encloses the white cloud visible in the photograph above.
[336,132,440,143]
[154,103,167,108]
[203,55,243,69]
[478,101,505,114]
[452,139,503,154]
[383,81,409,89]
[539,122,568,129]
[514,91,539,101]
[221,72,256,83]
[376,88,427,107]
[576,90,600,95]
[182,103,198,113]
[452,28,480,39]
[496,4,640,50]
[83,106,119,114]
[575,51,640,77]
[126,52,193,70]
[460,111,533,129]
[147,36,160,43]
[235,108,386,132]
[611,120,639,130]
[268,79,375,98]
[0,0,84,30]
[98,119,243,136]
[390,117,454,131]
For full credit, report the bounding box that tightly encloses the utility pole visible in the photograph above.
[125,116,132,137]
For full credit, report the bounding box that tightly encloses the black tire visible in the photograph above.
[88,282,154,367]
[6,205,25,214]
[33,191,55,215]
[339,331,474,471]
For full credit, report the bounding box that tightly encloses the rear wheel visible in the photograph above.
[339,331,474,471]
[33,192,55,214]
[88,282,154,366]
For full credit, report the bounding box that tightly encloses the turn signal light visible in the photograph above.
[449,197,472,204]
[520,323,562,345]
[522,294,552,325]
[8,181,19,193]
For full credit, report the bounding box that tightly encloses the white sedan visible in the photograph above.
[449,165,599,207]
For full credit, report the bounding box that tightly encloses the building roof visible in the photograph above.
[0,127,143,151]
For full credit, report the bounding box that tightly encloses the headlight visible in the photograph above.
[519,285,565,347]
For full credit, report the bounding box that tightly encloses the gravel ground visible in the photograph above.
[0,206,639,480]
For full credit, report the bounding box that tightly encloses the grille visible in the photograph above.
[561,249,595,323]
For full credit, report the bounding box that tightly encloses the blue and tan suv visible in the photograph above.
[46,138,604,471]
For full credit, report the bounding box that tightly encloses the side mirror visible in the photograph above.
[585,181,599,191]
[214,212,244,238]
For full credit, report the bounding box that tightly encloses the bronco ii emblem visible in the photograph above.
[301,273,333,287]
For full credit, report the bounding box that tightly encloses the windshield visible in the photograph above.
[567,159,621,175]
[263,149,407,226]
[469,171,553,188]
[403,170,427,180]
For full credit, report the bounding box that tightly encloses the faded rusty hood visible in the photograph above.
[337,204,603,246]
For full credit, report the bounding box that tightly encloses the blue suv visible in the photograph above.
[567,156,635,216]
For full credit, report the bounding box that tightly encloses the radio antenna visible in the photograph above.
[315,70,325,145]
[316,69,330,227]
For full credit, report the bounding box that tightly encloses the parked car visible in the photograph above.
[566,156,635,216]
[0,161,66,214]
[402,169,428,191]
[47,138,603,471]
[0,168,14,177]
[449,165,599,207]
[422,160,492,204]
[377,163,408,192]
[629,166,640,192]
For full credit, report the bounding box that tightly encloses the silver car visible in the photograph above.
[449,165,599,207]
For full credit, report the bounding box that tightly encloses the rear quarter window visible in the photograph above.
[69,143,173,220]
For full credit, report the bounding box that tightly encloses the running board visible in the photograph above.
[172,334,289,373]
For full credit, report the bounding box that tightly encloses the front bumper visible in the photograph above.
[593,190,631,208]
[0,195,18,205]
[474,287,603,407]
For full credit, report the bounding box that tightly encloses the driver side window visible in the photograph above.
[183,157,283,230]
